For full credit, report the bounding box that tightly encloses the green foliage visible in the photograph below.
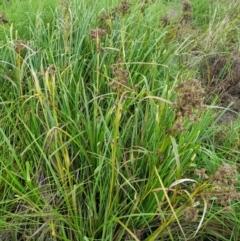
[0,0,239,240]
[0,0,57,40]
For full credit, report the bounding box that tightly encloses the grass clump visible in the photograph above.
[0,0,239,240]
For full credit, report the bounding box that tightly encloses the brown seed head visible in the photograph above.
[195,168,209,179]
[182,0,192,12]
[160,14,170,27]
[172,78,205,132]
[200,163,240,207]
[118,1,132,15]
[109,61,129,91]
[98,12,114,33]
[90,28,107,42]
[0,12,9,24]
[14,40,27,54]
[184,206,199,222]
[175,78,205,117]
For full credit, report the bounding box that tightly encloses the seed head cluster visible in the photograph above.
[91,1,133,50]
[195,168,209,179]
[98,12,114,33]
[90,28,107,42]
[196,164,240,211]
[183,206,199,222]
[141,0,149,13]
[108,60,129,91]
[160,14,170,27]
[14,40,27,54]
[0,12,8,24]
[181,0,193,24]
[173,78,205,132]
[211,163,240,208]
[90,28,107,52]
[182,0,192,12]
[118,1,132,16]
